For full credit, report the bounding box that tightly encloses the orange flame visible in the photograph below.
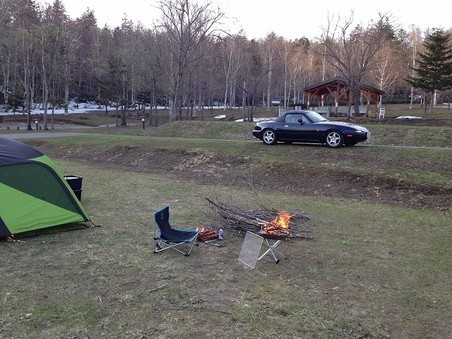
[265,211,293,230]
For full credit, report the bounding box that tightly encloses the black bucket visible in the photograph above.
[64,175,83,201]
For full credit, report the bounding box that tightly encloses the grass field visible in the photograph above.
[0,106,451,338]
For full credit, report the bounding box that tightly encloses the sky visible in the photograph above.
[36,0,451,40]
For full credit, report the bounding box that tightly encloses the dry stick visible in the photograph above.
[205,197,313,239]
[147,283,169,293]
[168,305,232,315]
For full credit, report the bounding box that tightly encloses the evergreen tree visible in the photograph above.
[406,29,452,112]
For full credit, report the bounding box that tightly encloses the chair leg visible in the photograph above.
[153,239,196,256]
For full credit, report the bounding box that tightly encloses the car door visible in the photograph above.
[281,113,319,142]
[276,113,303,140]
[296,112,324,142]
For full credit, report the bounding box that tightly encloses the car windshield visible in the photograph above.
[304,111,328,123]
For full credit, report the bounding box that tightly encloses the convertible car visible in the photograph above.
[252,110,370,148]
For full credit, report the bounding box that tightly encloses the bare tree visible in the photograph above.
[39,0,69,130]
[136,28,165,126]
[407,25,423,109]
[287,40,310,107]
[262,33,280,109]
[220,34,245,109]
[240,39,268,121]
[157,0,223,120]
[12,0,41,129]
[369,30,411,108]
[0,0,15,112]
[280,40,290,110]
[315,12,393,116]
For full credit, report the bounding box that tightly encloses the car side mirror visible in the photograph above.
[298,119,304,124]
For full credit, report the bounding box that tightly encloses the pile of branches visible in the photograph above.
[205,197,313,240]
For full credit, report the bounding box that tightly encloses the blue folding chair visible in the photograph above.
[153,206,199,256]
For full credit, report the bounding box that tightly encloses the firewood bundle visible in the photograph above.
[205,197,313,240]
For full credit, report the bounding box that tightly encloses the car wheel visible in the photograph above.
[262,129,277,145]
[325,130,344,148]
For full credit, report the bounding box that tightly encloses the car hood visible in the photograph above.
[318,121,369,132]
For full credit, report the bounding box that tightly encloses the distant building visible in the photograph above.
[304,77,385,117]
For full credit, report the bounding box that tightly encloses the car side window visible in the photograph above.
[285,114,300,124]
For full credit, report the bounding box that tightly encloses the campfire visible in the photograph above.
[205,198,313,240]
[258,211,294,238]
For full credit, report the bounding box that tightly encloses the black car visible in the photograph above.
[252,110,370,148]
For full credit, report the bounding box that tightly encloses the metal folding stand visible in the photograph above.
[239,232,285,268]
[258,238,283,264]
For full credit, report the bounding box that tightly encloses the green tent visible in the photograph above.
[0,137,90,237]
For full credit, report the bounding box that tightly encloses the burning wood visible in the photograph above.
[205,198,312,240]
[259,211,293,237]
